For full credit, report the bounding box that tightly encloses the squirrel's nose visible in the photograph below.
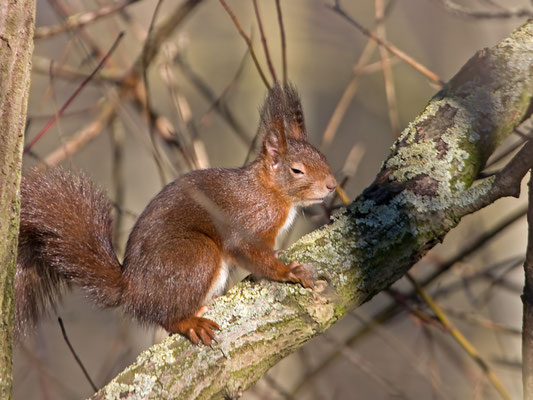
[326,178,337,192]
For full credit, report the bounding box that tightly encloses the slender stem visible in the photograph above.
[34,0,141,39]
[218,0,270,88]
[252,0,277,83]
[406,274,511,400]
[141,0,168,186]
[58,317,98,392]
[24,32,124,154]
[274,0,287,84]
[329,0,444,86]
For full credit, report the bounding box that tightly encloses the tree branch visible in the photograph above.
[0,0,35,398]
[92,21,533,399]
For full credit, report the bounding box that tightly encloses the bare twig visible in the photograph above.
[218,0,270,88]
[175,54,250,146]
[253,0,277,83]
[441,308,521,336]
[435,0,533,19]
[110,116,125,248]
[160,45,200,170]
[375,0,400,136]
[274,0,287,84]
[322,333,411,399]
[32,56,122,83]
[406,274,511,400]
[57,317,98,392]
[321,35,377,149]
[433,256,525,300]
[42,96,119,167]
[24,32,125,154]
[141,0,168,185]
[329,0,444,86]
[350,312,453,398]
[34,0,142,39]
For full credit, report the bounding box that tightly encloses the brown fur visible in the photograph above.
[16,83,336,345]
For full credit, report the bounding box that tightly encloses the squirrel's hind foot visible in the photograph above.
[169,316,220,345]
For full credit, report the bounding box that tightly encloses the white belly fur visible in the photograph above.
[203,260,231,304]
[277,205,299,240]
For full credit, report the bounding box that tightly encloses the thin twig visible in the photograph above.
[375,0,400,136]
[57,317,98,392]
[142,0,168,186]
[350,312,453,399]
[441,308,521,336]
[475,256,524,305]
[110,116,125,248]
[34,0,141,39]
[42,97,119,167]
[24,32,125,154]
[329,0,444,86]
[484,126,533,170]
[435,0,533,19]
[322,333,411,399]
[160,46,200,170]
[253,0,277,83]
[274,0,287,84]
[406,274,511,400]
[218,0,270,89]
[32,54,123,84]
[433,256,525,300]
[321,35,377,149]
[175,54,250,146]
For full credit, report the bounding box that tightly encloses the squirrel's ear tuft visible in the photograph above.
[260,83,287,167]
[284,83,307,141]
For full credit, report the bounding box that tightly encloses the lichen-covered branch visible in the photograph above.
[92,21,533,400]
[0,1,35,399]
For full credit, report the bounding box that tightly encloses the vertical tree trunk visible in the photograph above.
[523,173,533,400]
[0,1,36,398]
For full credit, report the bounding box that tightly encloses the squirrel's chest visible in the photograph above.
[276,205,298,240]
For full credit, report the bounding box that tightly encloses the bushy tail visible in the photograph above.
[16,168,124,336]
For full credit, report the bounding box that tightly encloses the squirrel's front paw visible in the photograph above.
[287,261,315,289]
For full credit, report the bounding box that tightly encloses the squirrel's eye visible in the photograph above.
[291,167,304,175]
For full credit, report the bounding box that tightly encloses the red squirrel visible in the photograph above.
[16,83,337,345]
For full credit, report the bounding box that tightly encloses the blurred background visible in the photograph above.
[14,0,533,398]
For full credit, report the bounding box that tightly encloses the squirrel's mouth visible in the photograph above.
[303,196,328,204]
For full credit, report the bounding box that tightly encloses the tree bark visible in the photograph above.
[0,1,35,399]
[87,21,533,399]
[523,173,533,399]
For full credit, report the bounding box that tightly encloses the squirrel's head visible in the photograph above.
[258,83,336,206]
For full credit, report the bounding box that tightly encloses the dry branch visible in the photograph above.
[90,21,533,399]
[34,0,142,39]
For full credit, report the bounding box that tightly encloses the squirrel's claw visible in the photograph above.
[171,316,220,346]
[287,261,315,289]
